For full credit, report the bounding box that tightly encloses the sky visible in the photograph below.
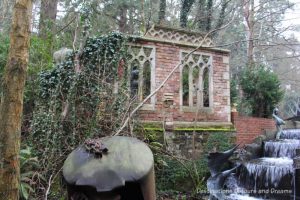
[284,0,300,39]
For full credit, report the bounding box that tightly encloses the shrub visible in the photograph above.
[240,65,284,117]
[156,131,234,197]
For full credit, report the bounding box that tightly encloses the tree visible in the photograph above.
[158,0,166,24]
[178,0,232,34]
[0,0,33,199]
[243,0,255,65]
[180,0,195,28]
[38,0,58,54]
[242,0,294,65]
[39,0,58,39]
[240,65,284,117]
[282,92,300,117]
[0,0,16,33]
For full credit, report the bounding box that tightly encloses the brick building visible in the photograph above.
[128,25,232,130]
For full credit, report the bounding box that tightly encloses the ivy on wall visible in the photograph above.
[28,32,131,198]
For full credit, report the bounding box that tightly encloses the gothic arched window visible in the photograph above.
[180,51,212,111]
[128,45,155,107]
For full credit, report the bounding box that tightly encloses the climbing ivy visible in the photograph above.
[28,32,131,199]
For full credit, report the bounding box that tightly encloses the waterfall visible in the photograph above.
[264,139,300,158]
[239,158,293,190]
[207,121,300,199]
[227,194,263,200]
[280,129,300,140]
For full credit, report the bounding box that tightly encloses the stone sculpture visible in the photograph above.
[53,47,73,64]
[207,145,239,200]
[272,108,285,139]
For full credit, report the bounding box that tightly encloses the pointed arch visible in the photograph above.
[180,51,212,110]
[127,45,156,108]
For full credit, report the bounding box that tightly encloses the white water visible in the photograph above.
[227,194,263,200]
[260,157,294,165]
[241,157,294,189]
[281,129,300,140]
[264,139,300,158]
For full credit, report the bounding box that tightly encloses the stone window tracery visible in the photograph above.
[128,45,155,106]
[180,51,212,110]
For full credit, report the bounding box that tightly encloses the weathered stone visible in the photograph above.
[264,130,276,140]
[63,136,156,200]
[297,149,300,156]
[294,150,300,199]
[223,72,230,80]
[244,143,263,159]
[53,47,72,64]
[223,56,229,64]
[285,120,300,129]
[253,135,267,146]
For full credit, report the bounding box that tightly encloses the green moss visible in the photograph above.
[174,127,235,132]
[143,127,164,131]
[141,122,163,129]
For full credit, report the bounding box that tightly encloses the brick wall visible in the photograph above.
[133,38,231,128]
[231,112,276,146]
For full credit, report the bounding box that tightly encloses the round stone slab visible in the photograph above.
[63,136,154,192]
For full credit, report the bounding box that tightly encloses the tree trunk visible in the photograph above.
[243,0,255,66]
[195,0,206,31]
[140,0,146,34]
[205,0,213,31]
[118,6,128,33]
[180,0,195,28]
[0,0,16,32]
[38,0,58,40]
[215,0,228,30]
[0,0,32,199]
[158,0,166,25]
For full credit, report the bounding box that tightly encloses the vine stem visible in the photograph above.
[113,18,234,136]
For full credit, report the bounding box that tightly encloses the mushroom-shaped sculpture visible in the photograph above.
[63,136,155,200]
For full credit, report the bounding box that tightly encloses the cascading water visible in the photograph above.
[236,128,300,199]
[239,157,294,190]
[264,139,300,158]
[207,113,300,200]
[281,129,300,140]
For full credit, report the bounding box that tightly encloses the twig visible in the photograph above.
[44,167,63,200]
[113,18,234,136]
[158,148,198,189]
[72,14,80,51]
[55,16,77,35]
[44,174,53,200]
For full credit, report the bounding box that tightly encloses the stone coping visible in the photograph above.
[129,36,230,54]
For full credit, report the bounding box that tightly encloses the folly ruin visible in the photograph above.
[128,25,231,130]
